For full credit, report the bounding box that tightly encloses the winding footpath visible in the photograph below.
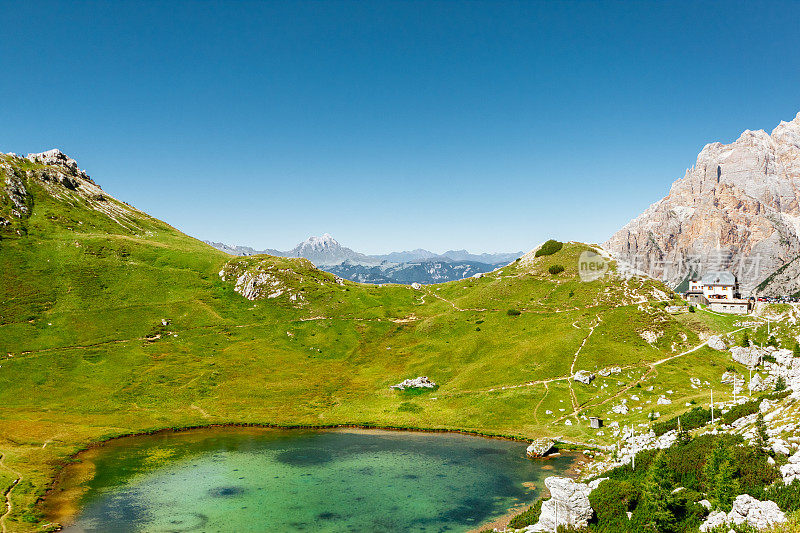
[0,453,21,533]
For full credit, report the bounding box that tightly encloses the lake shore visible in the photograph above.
[43,424,587,532]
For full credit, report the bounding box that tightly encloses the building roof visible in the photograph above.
[701,271,736,286]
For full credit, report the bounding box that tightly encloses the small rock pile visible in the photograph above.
[390,376,436,390]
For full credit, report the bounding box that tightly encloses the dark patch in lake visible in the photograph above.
[208,486,245,497]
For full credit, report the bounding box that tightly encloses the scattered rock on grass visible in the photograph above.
[390,376,436,390]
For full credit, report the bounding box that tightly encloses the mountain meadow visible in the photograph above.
[1,151,798,532]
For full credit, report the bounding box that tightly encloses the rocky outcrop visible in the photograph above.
[219,258,314,304]
[707,335,727,351]
[780,449,800,485]
[390,376,436,390]
[2,150,143,233]
[699,494,785,531]
[598,366,621,377]
[731,346,764,368]
[605,112,800,293]
[26,149,93,183]
[573,370,595,385]
[525,477,597,532]
[749,373,769,392]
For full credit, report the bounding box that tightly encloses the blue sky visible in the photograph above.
[2,1,800,253]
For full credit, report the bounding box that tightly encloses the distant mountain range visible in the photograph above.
[204,234,521,284]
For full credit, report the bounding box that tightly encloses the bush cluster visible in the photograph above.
[534,239,563,257]
[507,498,543,529]
[548,264,565,275]
[720,399,760,426]
[653,406,712,436]
[579,434,779,532]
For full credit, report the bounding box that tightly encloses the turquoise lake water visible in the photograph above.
[54,428,575,532]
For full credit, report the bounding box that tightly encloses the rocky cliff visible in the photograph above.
[605,112,800,294]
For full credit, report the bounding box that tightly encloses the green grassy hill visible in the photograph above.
[0,153,747,531]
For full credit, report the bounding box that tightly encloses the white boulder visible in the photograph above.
[731,346,764,368]
[699,494,785,531]
[525,477,594,532]
[526,438,555,458]
[780,450,800,485]
[612,402,629,415]
[390,376,436,390]
[707,335,727,350]
[573,370,595,385]
[749,374,768,392]
[772,439,791,456]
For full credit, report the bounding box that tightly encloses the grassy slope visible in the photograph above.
[0,154,748,531]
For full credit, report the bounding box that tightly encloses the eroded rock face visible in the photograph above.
[26,149,93,182]
[699,494,785,531]
[605,112,800,293]
[525,477,596,532]
[2,150,143,233]
[708,335,727,351]
[780,450,800,485]
[731,346,764,368]
[573,370,595,385]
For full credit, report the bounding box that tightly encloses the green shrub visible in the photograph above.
[720,399,760,426]
[534,239,563,257]
[548,264,565,275]
[765,480,800,513]
[589,479,639,531]
[508,498,543,529]
[768,335,779,348]
[653,406,712,436]
[507,309,521,316]
[760,389,791,401]
[688,305,695,313]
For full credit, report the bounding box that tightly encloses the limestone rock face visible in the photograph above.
[573,370,595,385]
[699,494,786,531]
[526,477,595,532]
[605,112,800,294]
[731,346,764,368]
[26,149,93,182]
[780,450,800,484]
[707,335,727,351]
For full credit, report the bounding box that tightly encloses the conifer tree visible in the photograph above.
[704,440,740,512]
[634,450,676,532]
[713,453,739,511]
[741,330,750,348]
[755,412,769,450]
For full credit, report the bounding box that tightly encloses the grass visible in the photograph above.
[0,154,765,531]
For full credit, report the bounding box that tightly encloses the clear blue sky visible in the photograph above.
[2,1,799,254]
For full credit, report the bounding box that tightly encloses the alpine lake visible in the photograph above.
[45,427,579,532]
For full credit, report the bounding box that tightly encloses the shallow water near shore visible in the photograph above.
[47,427,577,532]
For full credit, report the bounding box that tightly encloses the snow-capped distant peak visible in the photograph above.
[301,233,340,250]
